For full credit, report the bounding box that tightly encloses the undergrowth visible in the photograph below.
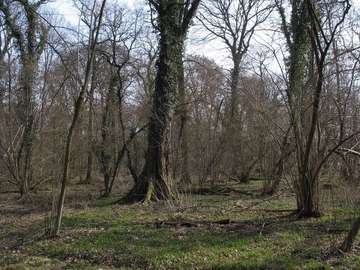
[0,179,359,269]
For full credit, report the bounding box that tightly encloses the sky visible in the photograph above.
[43,0,227,73]
[47,0,360,71]
[48,0,138,25]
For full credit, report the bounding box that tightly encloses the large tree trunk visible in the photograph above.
[122,86,174,202]
[122,0,201,203]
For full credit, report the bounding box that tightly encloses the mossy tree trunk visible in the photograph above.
[277,0,350,217]
[122,0,201,203]
[0,0,47,197]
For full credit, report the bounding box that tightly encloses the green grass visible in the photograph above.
[1,180,360,269]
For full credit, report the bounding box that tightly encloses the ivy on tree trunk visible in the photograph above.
[277,0,350,217]
[121,0,201,203]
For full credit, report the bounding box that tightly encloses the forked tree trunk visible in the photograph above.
[277,0,350,217]
[296,173,320,217]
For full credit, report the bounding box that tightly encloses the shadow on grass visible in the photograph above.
[22,210,348,270]
[1,183,357,270]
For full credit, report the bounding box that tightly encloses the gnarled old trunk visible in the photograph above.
[121,0,201,203]
[122,117,172,202]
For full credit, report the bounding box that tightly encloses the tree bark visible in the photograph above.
[174,58,191,185]
[277,0,350,217]
[340,217,360,252]
[85,64,97,184]
[121,0,201,203]
[0,0,47,197]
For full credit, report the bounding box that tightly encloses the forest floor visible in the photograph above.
[0,176,360,269]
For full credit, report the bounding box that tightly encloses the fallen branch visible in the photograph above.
[230,192,285,213]
[337,147,360,157]
[249,208,296,213]
[154,218,231,228]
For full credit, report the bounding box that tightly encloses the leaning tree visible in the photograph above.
[51,0,107,237]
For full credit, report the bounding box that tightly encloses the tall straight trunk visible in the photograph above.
[174,59,190,184]
[18,112,34,196]
[16,67,35,196]
[229,57,241,121]
[98,75,118,197]
[228,57,246,179]
[85,68,97,184]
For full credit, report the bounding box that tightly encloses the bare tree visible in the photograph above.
[198,0,273,181]
[0,0,48,197]
[184,55,227,187]
[277,0,351,217]
[51,0,107,237]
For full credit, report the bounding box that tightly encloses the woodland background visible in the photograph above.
[1,0,360,267]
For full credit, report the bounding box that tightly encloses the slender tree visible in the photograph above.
[51,0,107,237]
